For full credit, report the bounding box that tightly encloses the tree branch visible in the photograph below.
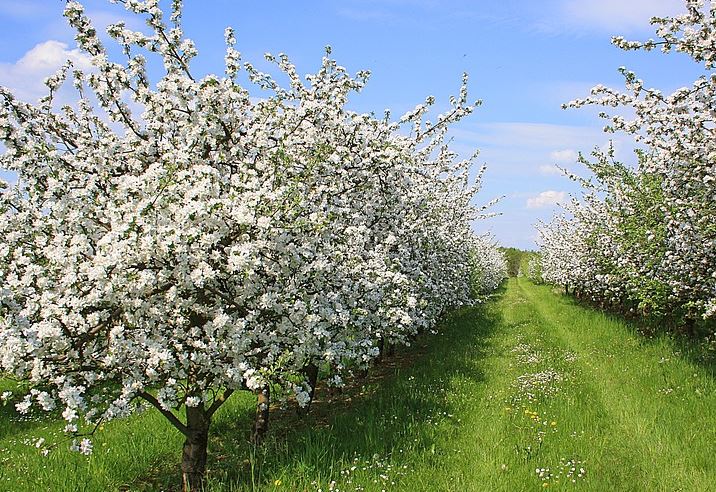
[138,391,189,436]
[206,388,234,418]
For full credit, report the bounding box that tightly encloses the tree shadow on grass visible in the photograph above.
[195,299,504,491]
[0,379,62,440]
[556,289,716,378]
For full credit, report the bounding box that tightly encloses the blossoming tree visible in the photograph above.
[539,0,715,329]
[0,0,504,489]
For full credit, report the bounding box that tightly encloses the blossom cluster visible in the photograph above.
[0,0,505,448]
[469,235,509,296]
[538,0,716,326]
[526,254,543,284]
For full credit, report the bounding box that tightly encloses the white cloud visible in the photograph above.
[526,190,567,209]
[549,149,578,163]
[538,149,578,176]
[450,121,637,179]
[538,164,565,175]
[559,0,685,32]
[0,40,146,140]
[0,41,94,188]
[85,9,147,37]
[0,40,93,103]
[453,122,610,149]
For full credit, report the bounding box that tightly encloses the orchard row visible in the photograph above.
[0,1,506,489]
[536,0,715,333]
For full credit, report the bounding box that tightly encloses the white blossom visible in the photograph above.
[542,0,716,325]
[0,0,505,484]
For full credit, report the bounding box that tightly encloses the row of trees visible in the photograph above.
[538,0,715,332]
[500,247,526,277]
[521,251,543,284]
[0,1,506,489]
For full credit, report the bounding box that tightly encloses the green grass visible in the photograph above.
[2,278,716,490]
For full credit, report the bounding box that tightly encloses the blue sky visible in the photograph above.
[0,0,705,248]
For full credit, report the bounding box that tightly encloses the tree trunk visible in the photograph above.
[251,384,270,444]
[298,363,319,416]
[182,407,210,492]
[377,337,385,360]
[386,341,396,357]
[356,367,369,380]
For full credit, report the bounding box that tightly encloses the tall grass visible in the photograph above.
[2,278,715,490]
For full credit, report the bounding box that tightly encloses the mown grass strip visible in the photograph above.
[518,278,716,491]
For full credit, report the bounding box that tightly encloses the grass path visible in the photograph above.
[505,279,716,490]
[2,278,716,490]
[392,277,716,491]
